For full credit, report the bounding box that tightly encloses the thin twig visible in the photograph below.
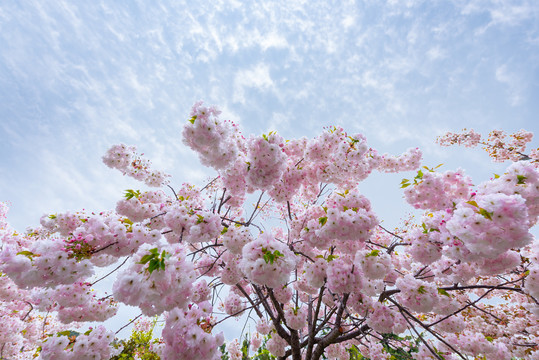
[91,256,131,286]
[200,176,220,192]
[167,184,179,200]
[115,314,143,334]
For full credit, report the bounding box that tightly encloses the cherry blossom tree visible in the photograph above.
[1,103,538,360]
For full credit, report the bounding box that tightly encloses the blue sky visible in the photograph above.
[1,0,538,230]
[1,0,538,338]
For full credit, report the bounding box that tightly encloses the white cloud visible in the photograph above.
[495,64,524,106]
[233,63,275,104]
[260,31,289,51]
[426,46,445,61]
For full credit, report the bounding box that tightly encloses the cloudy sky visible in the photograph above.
[1,0,538,338]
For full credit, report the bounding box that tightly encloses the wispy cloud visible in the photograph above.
[233,63,275,104]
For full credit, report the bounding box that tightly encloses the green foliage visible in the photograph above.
[138,248,170,275]
[220,344,230,360]
[327,254,339,262]
[421,223,440,234]
[196,214,206,224]
[466,200,494,220]
[261,248,284,265]
[346,333,421,360]
[437,288,451,297]
[16,250,38,261]
[124,189,141,200]
[335,189,350,197]
[111,322,160,360]
[220,334,276,360]
[241,338,250,360]
[347,345,366,359]
[262,131,276,142]
[365,249,380,257]
[315,254,339,262]
[400,164,443,188]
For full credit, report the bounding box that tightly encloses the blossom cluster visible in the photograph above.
[0,238,94,288]
[240,232,296,289]
[181,101,240,170]
[437,128,539,166]
[404,168,472,210]
[112,243,196,316]
[301,189,378,247]
[161,304,224,360]
[377,147,422,173]
[39,326,117,360]
[102,143,170,187]
[245,133,288,191]
[32,282,117,323]
[164,203,222,243]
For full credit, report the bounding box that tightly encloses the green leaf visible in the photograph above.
[365,249,380,257]
[400,178,411,188]
[319,216,328,226]
[494,173,500,179]
[262,249,284,265]
[478,208,493,220]
[438,288,450,297]
[138,255,154,264]
[57,330,80,338]
[466,200,479,207]
[124,189,141,200]
[148,260,160,274]
[188,115,196,124]
[196,214,205,224]
[16,250,35,257]
[221,226,229,235]
[263,252,274,264]
[327,254,339,262]
[417,285,427,294]
[138,248,169,274]
[48,214,57,219]
[517,175,527,184]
